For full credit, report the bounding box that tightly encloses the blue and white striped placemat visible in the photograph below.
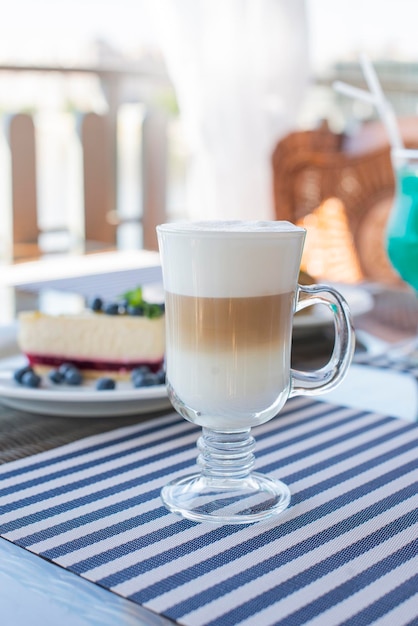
[357,351,418,379]
[0,397,417,626]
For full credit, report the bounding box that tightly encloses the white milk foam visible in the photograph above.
[157,220,305,298]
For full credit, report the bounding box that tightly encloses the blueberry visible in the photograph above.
[130,365,151,382]
[96,377,116,390]
[132,372,145,387]
[64,367,83,386]
[90,297,103,312]
[104,302,120,315]
[127,305,144,316]
[14,365,33,384]
[48,369,64,384]
[155,369,166,384]
[117,299,129,314]
[21,370,41,388]
[58,362,75,376]
[133,372,159,388]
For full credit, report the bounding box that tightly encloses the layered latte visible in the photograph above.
[158,220,305,428]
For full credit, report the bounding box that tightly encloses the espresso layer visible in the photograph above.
[165,291,294,352]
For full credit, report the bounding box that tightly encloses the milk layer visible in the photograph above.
[167,345,291,429]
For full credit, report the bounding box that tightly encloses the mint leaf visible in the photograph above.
[122,287,143,307]
[120,286,164,319]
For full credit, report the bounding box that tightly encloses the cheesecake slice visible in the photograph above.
[18,310,165,380]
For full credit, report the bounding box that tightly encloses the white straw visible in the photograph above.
[333,81,377,105]
[359,53,386,106]
[392,148,418,159]
[359,53,404,150]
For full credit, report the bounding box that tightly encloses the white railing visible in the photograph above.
[0,64,172,262]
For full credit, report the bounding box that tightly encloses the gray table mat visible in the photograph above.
[0,408,171,465]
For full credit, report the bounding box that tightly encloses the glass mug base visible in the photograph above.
[161,472,291,524]
[161,427,291,524]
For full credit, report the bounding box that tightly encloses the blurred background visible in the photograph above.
[1,0,417,277]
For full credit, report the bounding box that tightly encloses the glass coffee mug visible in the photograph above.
[157,221,354,524]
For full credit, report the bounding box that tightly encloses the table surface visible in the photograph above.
[0,271,417,626]
[0,393,417,626]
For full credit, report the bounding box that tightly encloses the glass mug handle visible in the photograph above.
[290,284,355,397]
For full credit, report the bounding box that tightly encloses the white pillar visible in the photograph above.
[149,0,309,220]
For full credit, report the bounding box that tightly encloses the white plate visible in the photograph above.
[0,359,171,418]
[293,284,373,335]
[0,283,372,417]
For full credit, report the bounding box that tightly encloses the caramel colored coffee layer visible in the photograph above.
[166,291,294,353]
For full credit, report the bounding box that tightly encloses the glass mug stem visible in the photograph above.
[198,428,255,479]
[161,427,291,524]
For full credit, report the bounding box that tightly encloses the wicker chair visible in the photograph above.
[272,119,418,285]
